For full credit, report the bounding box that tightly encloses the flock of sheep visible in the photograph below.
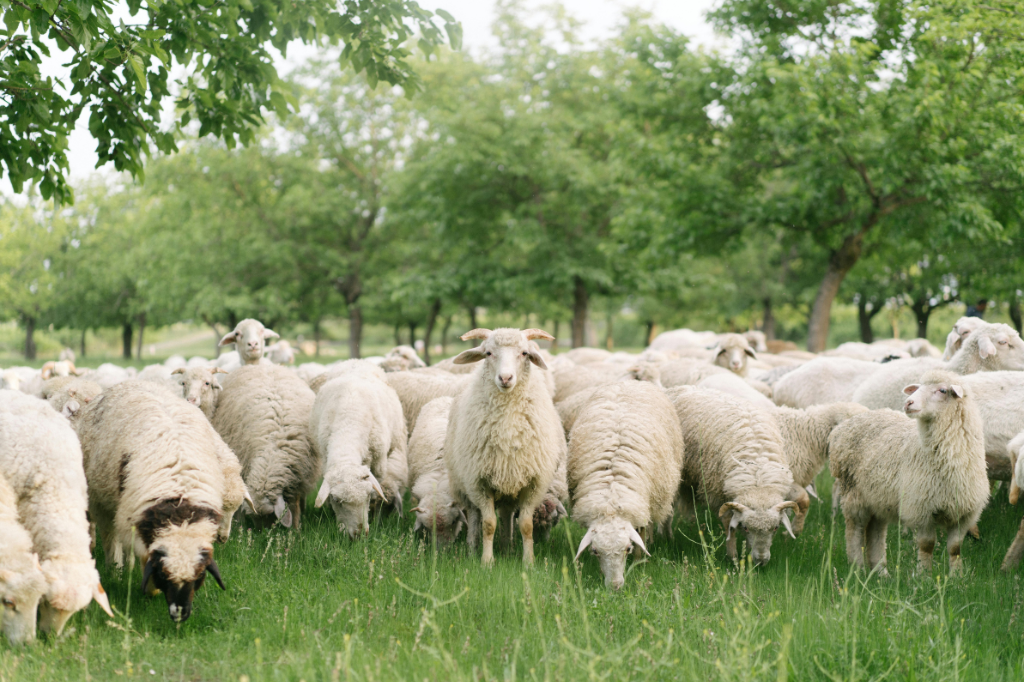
[2,315,1024,644]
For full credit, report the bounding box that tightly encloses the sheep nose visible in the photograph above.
[753,552,770,566]
[609,577,624,591]
[499,374,513,386]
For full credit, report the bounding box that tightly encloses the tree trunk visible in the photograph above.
[762,298,776,341]
[393,323,401,346]
[1011,297,1023,335]
[202,316,223,357]
[348,306,363,359]
[468,306,477,330]
[408,322,417,348]
[227,311,238,330]
[440,315,453,356]
[911,296,931,339]
[314,319,322,358]
[572,276,588,348]
[23,316,36,360]
[806,228,869,352]
[605,308,614,350]
[857,298,876,343]
[136,313,146,360]
[122,322,133,360]
[646,321,657,346]
[80,328,87,358]
[422,299,441,365]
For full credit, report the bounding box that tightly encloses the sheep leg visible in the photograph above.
[844,518,866,570]
[788,484,811,537]
[866,516,889,577]
[915,526,937,575]
[947,525,968,574]
[288,499,302,532]
[1000,517,1024,572]
[518,504,535,567]
[466,506,481,550]
[831,489,842,519]
[498,505,515,552]
[480,497,497,567]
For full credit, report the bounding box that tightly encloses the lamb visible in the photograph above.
[829,370,989,575]
[310,373,407,538]
[42,376,103,418]
[772,356,889,408]
[711,333,758,377]
[218,318,280,365]
[767,403,868,534]
[76,381,247,622]
[667,386,798,566]
[385,369,473,433]
[378,345,427,372]
[444,328,565,566]
[569,382,684,589]
[171,367,229,420]
[852,322,1024,410]
[942,316,986,361]
[407,397,466,546]
[0,390,113,635]
[0,471,47,645]
[1002,432,1024,571]
[213,365,318,529]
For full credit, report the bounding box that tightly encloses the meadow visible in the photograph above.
[1,471,1022,682]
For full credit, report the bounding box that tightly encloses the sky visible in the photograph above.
[49,0,722,184]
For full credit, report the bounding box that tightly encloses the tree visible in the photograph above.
[0,0,461,205]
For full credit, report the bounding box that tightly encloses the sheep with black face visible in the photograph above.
[443,328,565,566]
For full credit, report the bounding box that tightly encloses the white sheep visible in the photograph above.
[1003,432,1024,571]
[213,365,318,530]
[648,328,719,352]
[42,376,103,418]
[744,331,768,353]
[772,356,889,408]
[569,382,684,589]
[310,373,407,539]
[171,367,229,420]
[829,370,989,575]
[0,390,113,635]
[658,358,732,389]
[560,347,612,365]
[711,333,758,376]
[296,362,327,385]
[309,359,387,394]
[163,355,188,369]
[444,328,565,566]
[697,372,775,409]
[379,345,427,372]
[0,471,47,645]
[81,362,137,390]
[218,318,280,365]
[852,322,1024,410]
[407,397,467,546]
[555,363,664,436]
[75,381,247,622]
[266,340,297,365]
[667,386,798,566]
[385,369,473,433]
[942,316,986,361]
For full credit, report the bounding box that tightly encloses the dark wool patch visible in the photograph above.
[137,498,222,547]
[118,454,130,494]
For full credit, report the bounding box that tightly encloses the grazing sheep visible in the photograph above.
[385,369,473,433]
[772,357,885,408]
[213,365,318,530]
[218,318,280,366]
[942,316,986,361]
[407,397,466,546]
[311,373,407,539]
[853,323,1024,410]
[555,363,663,436]
[569,382,684,589]
[667,386,798,566]
[829,370,989,575]
[171,367,229,420]
[379,345,427,372]
[444,328,565,566]
[0,390,113,635]
[697,372,775,409]
[711,333,757,376]
[76,381,246,623]
[768,403,869,534]
[1002,432,1024,571]
[42,376,102,418]
[0,471,47,645]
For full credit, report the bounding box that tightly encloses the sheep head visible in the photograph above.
[574,518,648,591]
[411,501,468,548]
[719,500,798,566]
[452,328,553,391]
[711,334,756,375]
[314,468,386,540]
[218,319,279,365]
[172,367,227,419]
[967,323,1024,370]
[903,370,967,420]
[0,552,46,645]
[38,558,112,636]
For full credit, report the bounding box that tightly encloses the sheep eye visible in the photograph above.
[205,382,210,386]
[2,598,14,610]
[939,388,947,394]
[485,352,491,357]
[522,351,528,356]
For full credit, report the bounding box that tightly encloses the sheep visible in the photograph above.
[0,471,47,645]
[384,369,473,434]
[667,386,798,566]
[1003,432,1024,571]
[830,370,989,575]
[552,363,624,402]
[1,369,23,391]
[309,359,387,394]
[407,397,467,546]
[648,328,718,352]
[743,331,768,353]
[81,362,137,390]
[218,318,280,365]
[75,381,247,623]
[40,359,82,380]
[213,365,318,530]
[310,373,407,539]
[171,367,229,421]
[906,338,942,358]
[561,347,612,365]
[852,322,1024,411]
[266,340,297,365]
[42,376,103,418]
[443,328,565,566]
[138,363,174,385]
[555,363,664,436]
[697,372,775,409]
[772,356,886,408]
[767,403,869,535]
[826,341,910,362]
[0,389,113,635]
[757,363,802,387]
[569,382,684,589]
[378,345,427,372]
[942,316,986,361]
[163,355,188,369]
[296,362,327,385]
[658,358,732,389]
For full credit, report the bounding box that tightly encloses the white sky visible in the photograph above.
[14,0,722,189]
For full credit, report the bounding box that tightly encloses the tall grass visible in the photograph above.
[2,472,1023,681]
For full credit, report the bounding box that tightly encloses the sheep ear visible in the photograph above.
[461,329,492,341]
[171,368,186,375]
[93,582,114,617]
[574,527,595,561]
[979,336,997,359]
[452,348,486,365]
[314,480,331,508]
[950,384,964,398]
[527,350,548,370]
[212,367,230,375]
[902,384,920,396]
[744,348,757,359]
[522,329,554,342]
[712,346,725,357]
[628,526,650,557]
[218,332,238,347]
[273,495,287,519]
[263,329,280,340]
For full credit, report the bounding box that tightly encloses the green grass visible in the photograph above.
[3,473,1023,681]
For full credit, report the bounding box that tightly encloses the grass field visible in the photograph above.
[2,473,1022,682]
